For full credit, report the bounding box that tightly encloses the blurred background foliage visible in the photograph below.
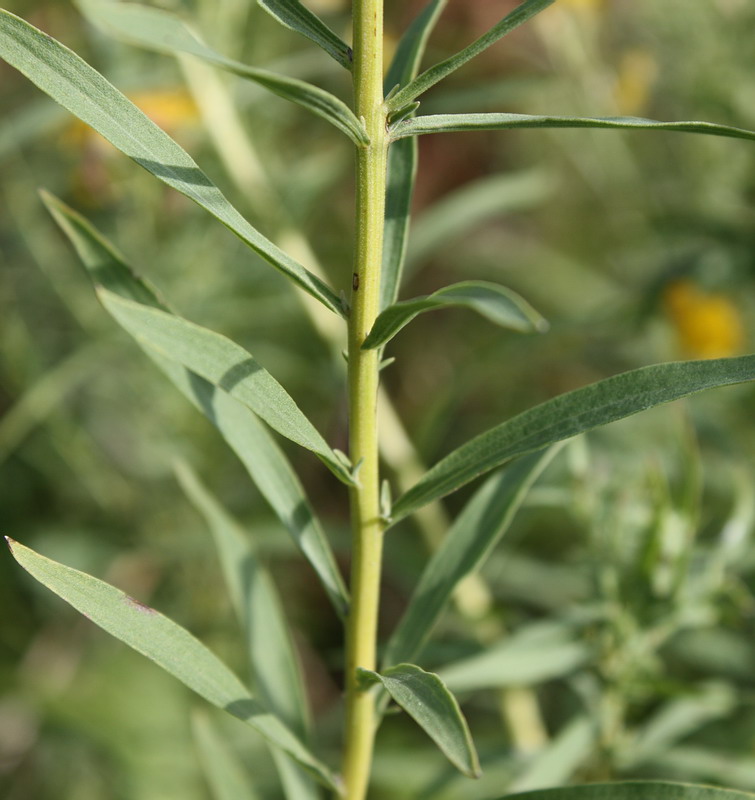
[1,0,755,798]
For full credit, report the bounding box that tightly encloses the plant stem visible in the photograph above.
[342,0,387,796]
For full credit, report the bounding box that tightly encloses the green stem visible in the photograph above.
[342,0,387,797]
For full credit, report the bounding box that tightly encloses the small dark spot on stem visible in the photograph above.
[353,273,359,291]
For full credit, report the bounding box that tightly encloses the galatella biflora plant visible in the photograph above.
[3,1,755,798]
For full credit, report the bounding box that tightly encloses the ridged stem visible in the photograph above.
[341,0,387,797]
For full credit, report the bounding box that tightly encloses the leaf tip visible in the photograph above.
[4,536,16,553]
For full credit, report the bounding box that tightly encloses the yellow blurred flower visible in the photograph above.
[614,48,657,114]
[663,279,745,359]
[557,0,606,13]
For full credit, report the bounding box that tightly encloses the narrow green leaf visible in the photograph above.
[0,10,344,315]
[6,538,339,791]
[392,355,755,521]
[77,0,367,145]
[192,711,261,800]
[387,0,555,111]
[358,664,481,779]
[178,466,321,800]
[393,113,755,143]
[384,449,558,666]
[380,0,448,311]
[98,289,353,485]
[406,169,553,271]
[176,463,310,738]
[257,0,352,70]
[438,620,590,692]
[363,280,547,351]
[41,191,350,618]
[499,781,755,800]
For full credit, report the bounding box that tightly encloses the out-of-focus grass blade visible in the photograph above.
[5,538,339,791]
[42,191,350,618]
[498,782,755,800]
[437,620,590,693]
[387,0,555,111]
[77,0,367,145]
[393,113,755,143]
[383,449,558,667]
[192,711,261,800]
[0,11,344,316]
[380,0,448,311]
[359,664,481,779]
[508,716,595,794]
[97,289,354,485]
[257,0,352,71]
[363,280,546,351]
[649,746,755,792]
[177,465,320,800]
[406,170,553,272]
[391,355,755,522]
[175,463,310,738]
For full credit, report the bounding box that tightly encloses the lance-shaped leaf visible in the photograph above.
[384,449,558,667]
[5,538,339,791]
[178,466,320,800]
[77,0,367,145]
[392,355,755,521]
[257,0,352,70]
[0,10,344,315]
[99,289,353,485]
[363,280,547,351]
[498,781,755,800]
[393,113,755,143]
[380,0,448,311]
[176,463,310,738]
[42,192,350,618]
[387,0,555,111]
[192,712,261,800]
[358,664,480,779]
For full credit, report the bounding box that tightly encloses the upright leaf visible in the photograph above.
[97,289,353,484]
[380,0,448,310]
[384,449,558,667]
[359,664,481,779]
[0,11,344,315]
[192,712,261,800]
[392,355,755,521]
[257,0,352,70]
[499,782,755,800]
[42,192,350,618]
[387,0,555,111]
[363,280,546,351]
[77,0,367,145]
[392,112,755,143]
[6,538,339,791]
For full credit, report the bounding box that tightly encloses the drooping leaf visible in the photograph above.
[358,664,480,778]
[380,0,448,311]
[42,191,350,618]
[393,113,755,143]
[176,463,310,738]
[178,465,321,800]
[6,538,339,791]
[363,280,547,350]
[192,711,261,800]
[383,449,558,667]
[0,10,344,315]
[387,0,555,111]
[77,0,367,145]
[257,0,352,71]
[438,620,590,692]
[498,781,755,800]
[391,355,755,521]
[97,289,354,484]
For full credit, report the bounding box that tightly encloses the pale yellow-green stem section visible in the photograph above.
[342,0,387,797]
